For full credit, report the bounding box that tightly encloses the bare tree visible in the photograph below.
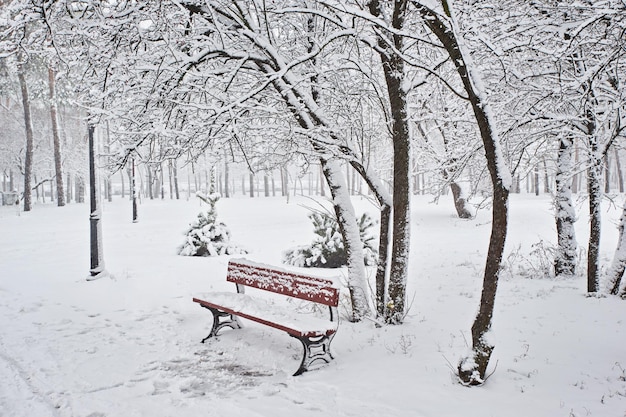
[414,0,512,385]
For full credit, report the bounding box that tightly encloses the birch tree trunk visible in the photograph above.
[554,136,577,277]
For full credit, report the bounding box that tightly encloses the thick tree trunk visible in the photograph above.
[321,157,371,321]
[554,136,578,277]
[17,58,33,212]
[48,67,65,207]
[369,0,411,324]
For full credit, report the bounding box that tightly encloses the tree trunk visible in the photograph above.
[48,67,65,207]
[224,151,230,198]
[615,147,624,193]
[319,164,325,197]
[131,158,138,223]
[76,176,85,203]
[17,56,33,212]
[160,163,165,199]
[147,168,154,200]
[369,0,411,324]
[587,132,602,293]
[450,181,473,219]
[66,172,72,202]
[272,174,276,196]
[604,153,611,194]
[543,158,550,194]
[104,123,112,202]
[572,144,580,194]
[168,160,173,199]
[173,160,180,199]
[554,136,578,277]
[418,2,511,385]
[279,166,285,197]
[249,172,254,198]
[120,169,125,199]
[321,157,371,321]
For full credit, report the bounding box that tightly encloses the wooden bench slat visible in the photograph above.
[193,293,338,337]
[227,259,340,306]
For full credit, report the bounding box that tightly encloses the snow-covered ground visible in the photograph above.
[1,193,625,417]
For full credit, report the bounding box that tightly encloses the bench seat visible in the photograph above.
[193,292,338,337]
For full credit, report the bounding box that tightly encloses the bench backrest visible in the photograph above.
[226,259,340,307]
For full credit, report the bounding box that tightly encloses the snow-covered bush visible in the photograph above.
[178,193,247,257]
[283,211,377,268]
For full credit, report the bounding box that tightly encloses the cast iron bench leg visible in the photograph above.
[291,333,336,376]
[200,306,242,343]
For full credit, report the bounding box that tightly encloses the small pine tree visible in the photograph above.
[283,211,377,268]
[178,193,247,257]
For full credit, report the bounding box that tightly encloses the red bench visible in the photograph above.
[192,258,340,376]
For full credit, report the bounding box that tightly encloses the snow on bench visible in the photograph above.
[192,258,340,376]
